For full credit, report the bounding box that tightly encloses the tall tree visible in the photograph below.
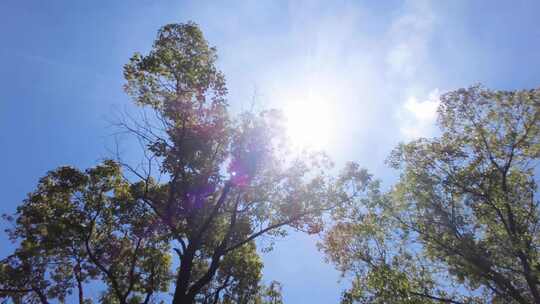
[2,22,360,304]
[121,22,353,304]
[322,85,540,303]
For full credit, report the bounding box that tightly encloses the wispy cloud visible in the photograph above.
[385,0,435,81]
[397,89,440,139]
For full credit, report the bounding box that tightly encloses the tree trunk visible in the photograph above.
[172,242,197,304]
[172,292,196,304]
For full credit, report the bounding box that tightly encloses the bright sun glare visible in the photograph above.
[284,98,334,150]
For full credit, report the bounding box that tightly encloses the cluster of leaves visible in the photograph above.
[322,86,540,303]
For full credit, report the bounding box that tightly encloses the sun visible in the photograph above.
[284,98,334,150]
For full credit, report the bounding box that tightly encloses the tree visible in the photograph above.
[121,21,355,304]
[322,85,540,303]
[2,22,359,304]
[1,161,172,304]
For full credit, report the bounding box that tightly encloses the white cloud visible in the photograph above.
[383,1,441,141]
[397,89,440,140]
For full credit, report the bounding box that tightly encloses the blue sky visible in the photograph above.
[1,0,540,303]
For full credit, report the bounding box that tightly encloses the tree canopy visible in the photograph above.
[321,86,540,303]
